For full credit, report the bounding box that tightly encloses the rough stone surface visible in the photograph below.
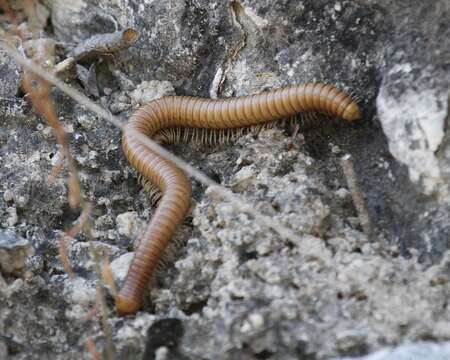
[129,80,176,107]
[141,133,450,360]
[0,48,21,98]
[338,342,450,360]
[1,1,450,359]
[376,3,450,195]
[373,1,450,264]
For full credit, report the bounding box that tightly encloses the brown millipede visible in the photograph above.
[116,82,361,315]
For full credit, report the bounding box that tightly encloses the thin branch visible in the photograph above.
[84,213,116,360]
[68,28,139,61]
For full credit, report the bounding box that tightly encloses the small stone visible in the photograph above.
[335,188,350,199]
[240,320,252,334]
[231,165,257,191]
[336,329,368,353]
[248,313,265,329]
[110,252,134,284]
[130,80,175,106]
[331,144,342,154]
[3,189,14,202]
[8,278,24,295]
[155,346,169,360]
[6,207,18,227]
[64,124,74,133]
[116,211,140,238]
[0,230,33,275]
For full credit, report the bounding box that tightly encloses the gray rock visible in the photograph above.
[375,2,450,196]
[129,80,176,106]
[146,132,450,359]
[0,48,21,98]
[337,342,450,360]
[110,251,134,284]
[115,211,141,237]
[0,339,7,359]
[377,70,447,195]
[0,230,32,275]
[373,1,450,264]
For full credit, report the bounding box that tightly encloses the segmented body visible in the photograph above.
[116,82,361,315]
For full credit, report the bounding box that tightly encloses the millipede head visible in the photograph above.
[342,101,362,122]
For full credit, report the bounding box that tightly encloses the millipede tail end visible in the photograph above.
[116,292,142,315]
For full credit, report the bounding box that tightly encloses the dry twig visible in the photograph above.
[68,28,139,61]
[85,338,101,360]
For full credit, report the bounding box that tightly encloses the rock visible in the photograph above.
[2,0,450,359]
[5,207,18,227]
[0,339,7,359]
[0,48,21,98]
[373,1,450,264]
[0,230,33,275]
[336,329,369,355]
[337,342,450,360]
[50,0,117,42]
[230,164,257,191]
[110,252,134,285]
[63,277,96,307]
[67,241,123,274]
[129,80,176,106]
[2,190,14,203]
[145,129,450,359]
[377,65,448,195]
[116,211,141,238]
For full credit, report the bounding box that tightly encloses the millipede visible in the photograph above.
[116,82,361,315]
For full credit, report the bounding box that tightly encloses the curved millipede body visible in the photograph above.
[117,82,361,315]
